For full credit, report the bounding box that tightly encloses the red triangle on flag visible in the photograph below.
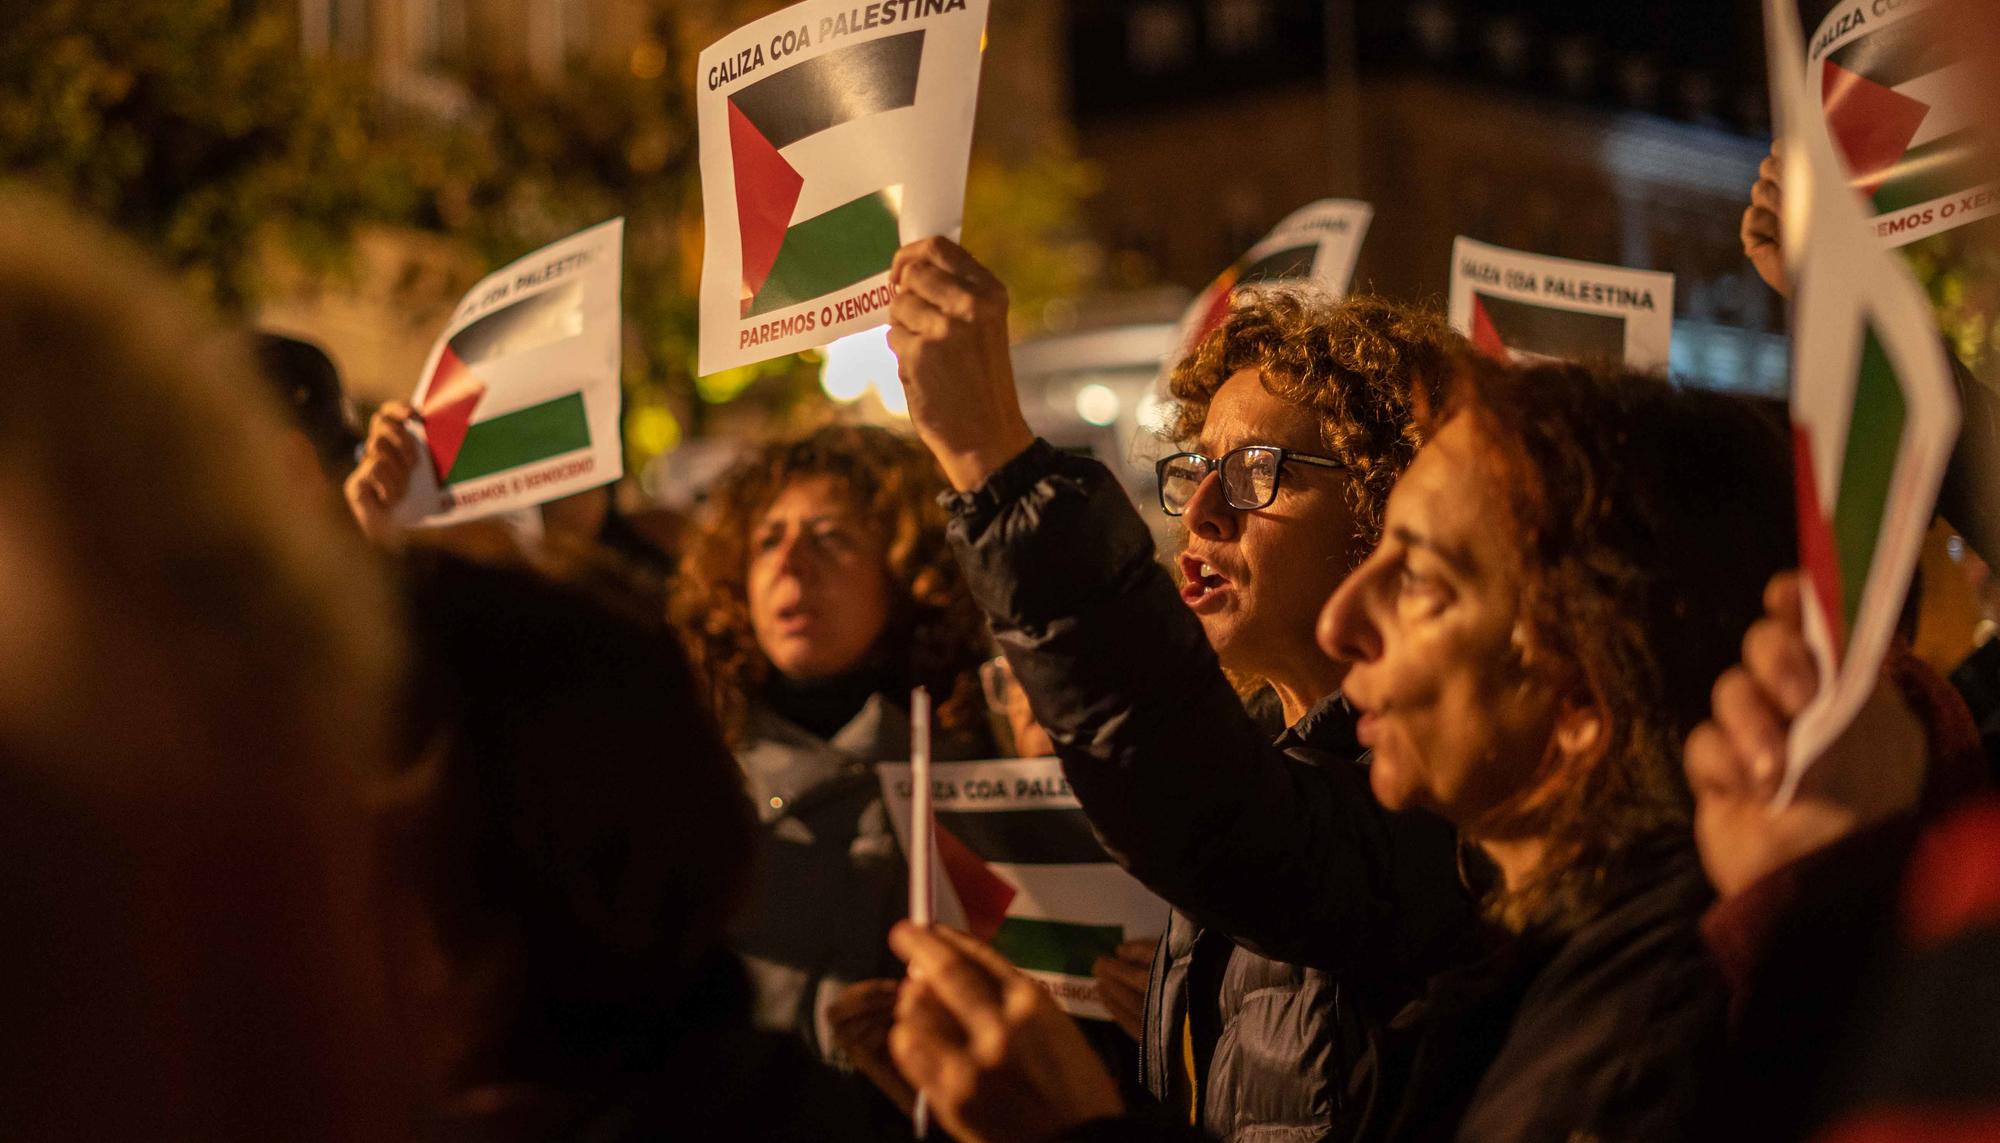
[935,821,1017,943]
[728,100,804,316]
[1470,295,1510,362]
[420,347,487,483]
[1793,425,1849,662]
[1821,61,1931,196]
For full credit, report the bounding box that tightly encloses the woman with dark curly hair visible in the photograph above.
[668,422,994,1064]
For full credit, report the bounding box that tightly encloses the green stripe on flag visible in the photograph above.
[1832,328,1907,637]
[1871,130,1986,214]
[991,917,1123,978]
[746,191,899,317]
[447,392,591,484]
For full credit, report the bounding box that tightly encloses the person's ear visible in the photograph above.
[1552,699,1604,764]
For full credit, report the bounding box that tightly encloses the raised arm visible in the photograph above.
[889,239,1468,979]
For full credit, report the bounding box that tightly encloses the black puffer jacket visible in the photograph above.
[945,441,1474,1137]
[946,442,1725,1143]
[1141,700,1378,1141]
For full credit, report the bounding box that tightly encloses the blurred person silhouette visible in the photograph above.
[667,423,994,1097]
[375,551,879,1142]
[1679,6,2000,1138]
[0,191,407,1141]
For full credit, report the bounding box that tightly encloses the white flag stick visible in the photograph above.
[909,686,933,1138]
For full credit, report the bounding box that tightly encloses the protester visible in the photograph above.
[668,422,995,1068]
[0,192,406,1140]
[1060,290,1470,1137]
[882,243,1797,1139]
[1679,571,1986,1142]
[372,551,879,1142]
[1680,7,2000,1136]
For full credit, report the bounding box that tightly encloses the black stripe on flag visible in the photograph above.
[447,281,584,368]
[730,30,925,150]
[1825,4,1955,89]
[1238,243,1319,285]
[933,808,1108,865]
[1476,291,1625,363]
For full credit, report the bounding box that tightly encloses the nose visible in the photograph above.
[1180,470,1240,542]
[772,527,815,582]
[1318,551,1384,665]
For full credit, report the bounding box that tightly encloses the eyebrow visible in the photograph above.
[1390,524,1476,576]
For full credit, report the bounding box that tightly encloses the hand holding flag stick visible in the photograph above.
[888,922,1126,1143]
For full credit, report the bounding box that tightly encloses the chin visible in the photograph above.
[1367,757,1418,812]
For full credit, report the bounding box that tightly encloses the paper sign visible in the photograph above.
[880,757,1167,1022]
[1808,0,2000,247]
[1169,199,1374,362]
[1448,237,1676,372]
[1767,0,1961,803]
[696,0,990,375]
[395,219,624,527]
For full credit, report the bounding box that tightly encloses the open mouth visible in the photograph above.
[772,603,817,632]
[1178,552,1233,607]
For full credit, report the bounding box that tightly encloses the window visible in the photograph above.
[1206,0,1271,58]
[1127,2,1193,76]
[299,0,366,56]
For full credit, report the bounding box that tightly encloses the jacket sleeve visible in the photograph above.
[945,441,1470,981]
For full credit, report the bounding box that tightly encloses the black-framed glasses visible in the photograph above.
[1154,445,1344,516]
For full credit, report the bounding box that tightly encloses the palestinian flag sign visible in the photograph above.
[395,219,623,528]
[1448,238,1675,371]
[1169,199,1373,365]
[1766,0,1959,805]
[880,758,1167,1022]
[697,0,989,374]
[1809,0,1998,247]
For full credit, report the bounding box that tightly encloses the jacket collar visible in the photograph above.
[1275,692,1364,762]
[737,693,908,821]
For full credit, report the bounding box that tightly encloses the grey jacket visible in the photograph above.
[1141,699,1372,1142]
[729,693,985,1060]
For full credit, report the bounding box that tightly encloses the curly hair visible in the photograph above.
[1167,290,1465,554]
[670,423,990,745]
[1429,358,1796,932]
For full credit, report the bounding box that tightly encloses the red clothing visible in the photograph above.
[1697,648,1991,1143]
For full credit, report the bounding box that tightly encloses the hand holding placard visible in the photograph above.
[887,238,1034,492]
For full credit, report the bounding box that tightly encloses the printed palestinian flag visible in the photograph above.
[1183,243,1320,350]
[1794,328,1908,660]
[881,759,1167,1020]
[1469,292,1626,364]
[419,282,590,484]
[1820,4,1983,216]
[934,805,1146,992]
[1766,0,1959,805]
[728,31,922,318]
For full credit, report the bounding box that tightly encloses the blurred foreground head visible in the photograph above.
[0,192,404,1139]
[380,552,755,1098]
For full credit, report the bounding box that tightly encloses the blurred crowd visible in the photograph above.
[6,6,2000,1143]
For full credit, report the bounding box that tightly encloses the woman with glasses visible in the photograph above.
[883,237,1475,1141]
[883,324,1796,1142]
